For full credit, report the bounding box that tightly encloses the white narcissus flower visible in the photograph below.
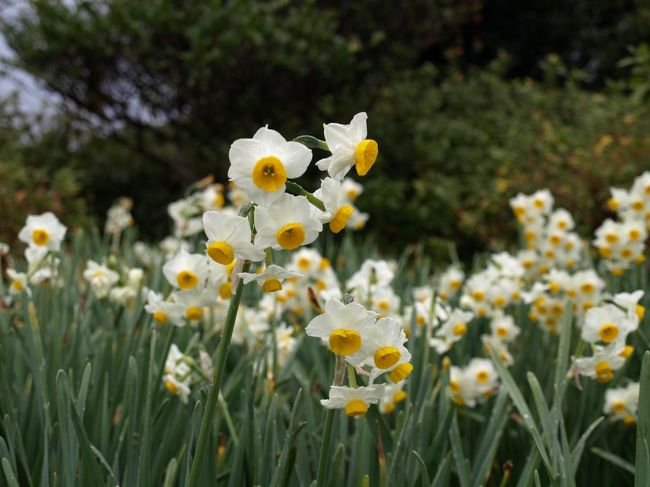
[162,250,209,290]
[7,269,28,296]
[305,298,377,356]
[581,304,635,347]
[238,264,303,293]
[379,381,408,414]
[83,260,120,298]
[25,247,60,284]
[611,290,645,325]
[18,212,67,251]
[228,126,312,205]
[163,344,192,403]
[321,385,385,417]
[346,317,410,370]
[145,290,184,326]
[489,315,520,343]
[341,178,363,201]
[314,177,355,233]
[604,382,639,424]
[170,288,214,323]
[202,211,265,265]
[346,259,395,293]
[317,112,378,180]
[574,345,627,384]
[430,309,474,353]
[254,194,323,251]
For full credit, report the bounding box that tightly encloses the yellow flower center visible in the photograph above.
[549,281,561,294]
[632,200,645,211]
[599,246,612,258]
[32,228,50,246]
[383,402,396,414]
[580,282,595,294]
[636,305,645,321]
[605,233,618,244]
[393,390,407,403]
[476,370,490,384]
[389,363,413,382]
[621,248,633,259]
[607,198,619,211]
[252,156,287,192]
[550,234,562,246]
[620,345,634,358]
[329,329,362,355]
[329,205,354,233]
[354,139,378,176]
[450,279,461,291]
[374,346,401,369]
[219,282,232,300]
[164,379,179,395]
[494,295,506,307]
[262,278,282,293]
[276,223,305,250]
[207,241,234,265]
[185,306,203,321]
[599,323,619,344]
[345,399,368,417]
[153,311,168,324]
[319,258,330,270]
[453,323,468,337]
[496,326,508,338]
[612,401,626,414]
[624,415,636,425]
[11,280,24,291]
[177,270,199,289]
[533,198,544,209]
[630,228,642,241]
[595,361,613,384]
[214,193,225,208]
[297,257,311,270]
[471,290,485,302]
[450,379,460,392]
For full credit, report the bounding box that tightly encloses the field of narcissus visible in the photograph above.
[2,112,650,487]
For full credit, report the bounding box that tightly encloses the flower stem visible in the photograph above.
[188,261,251,487]
[285,181,326,212]
[316,354,346,486]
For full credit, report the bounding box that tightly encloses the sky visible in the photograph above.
[0,0,57,117]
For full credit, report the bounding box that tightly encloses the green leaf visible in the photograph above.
[635,351,650,486]
[449,414,470,487]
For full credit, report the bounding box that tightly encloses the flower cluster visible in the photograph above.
[105,197,134,236]
[510,190,585,276]
[138,112,380,402]
[4,212,67,299]
[596,173,650,275]
[450,358,499,407]
[573,291,644,384]
[83,260,144,306]
[306,298,412,416]
[163,344,213,403]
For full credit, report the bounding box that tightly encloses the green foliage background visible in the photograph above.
[2,0,650,254]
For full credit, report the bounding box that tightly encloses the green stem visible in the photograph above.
[316,355,346,486]
[347,365,357,387]
[285,181,326,212]
[187,261,251,487]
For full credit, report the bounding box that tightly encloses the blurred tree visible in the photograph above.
[3,0,650,256]
[1,0,478,205]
